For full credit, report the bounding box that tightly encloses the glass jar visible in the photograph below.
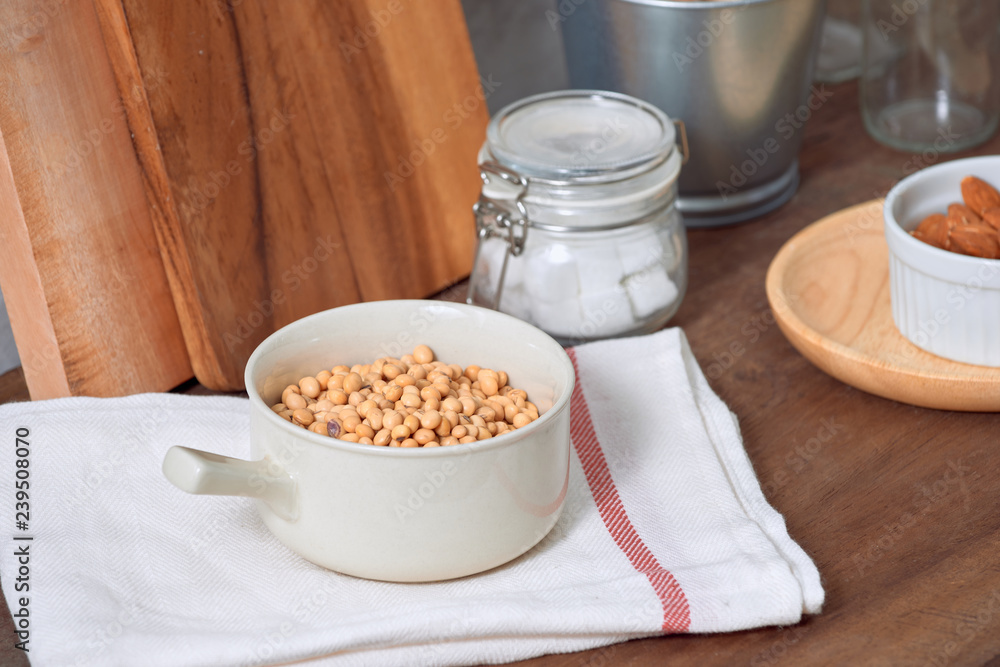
[467,90,689,346]
[815,0,862,83]
[860,0,1000,153]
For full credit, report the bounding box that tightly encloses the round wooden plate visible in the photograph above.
[765,199,1000,412]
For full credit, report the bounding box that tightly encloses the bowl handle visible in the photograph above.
[162,446,299,522]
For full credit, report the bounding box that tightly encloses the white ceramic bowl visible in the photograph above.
[163,300,574,582]
[884,156,1000,367]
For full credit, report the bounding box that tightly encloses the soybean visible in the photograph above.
[266,344,541,448]
[413,344,435,364]
[292,409,314,427]
[284,392,307,411]
[299,376,321,399]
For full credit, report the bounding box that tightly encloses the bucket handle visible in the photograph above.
[674,119,690,166]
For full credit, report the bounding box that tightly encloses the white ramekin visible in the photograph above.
[883,156,1000,367]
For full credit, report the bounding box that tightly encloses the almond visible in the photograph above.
[949,223,1000,259]
[961,176,1000,215]
[947,202,983,226]
[911,212,950,249]
[981,207,1000,232]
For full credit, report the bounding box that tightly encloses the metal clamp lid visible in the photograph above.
[466,162,531,310]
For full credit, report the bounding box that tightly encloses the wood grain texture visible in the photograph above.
[2,78,999,667]
[506,79,1000,666]
[766,199,1000,412]
[109,0,486,390]
[0,0,192,398]
[0,127,68,398]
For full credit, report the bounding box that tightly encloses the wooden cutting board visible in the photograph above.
[0,0,193,399]
[96,0,488,391]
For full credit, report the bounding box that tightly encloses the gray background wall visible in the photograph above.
[460,0,569,114]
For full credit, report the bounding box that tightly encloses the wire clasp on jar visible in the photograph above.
[466,162,530,310]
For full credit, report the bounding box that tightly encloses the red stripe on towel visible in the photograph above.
[567,348,691,633]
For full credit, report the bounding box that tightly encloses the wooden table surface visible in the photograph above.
[1,78,999,666]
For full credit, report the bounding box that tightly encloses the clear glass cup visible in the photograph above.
[815,0,863,83]
[860,0,1000,153]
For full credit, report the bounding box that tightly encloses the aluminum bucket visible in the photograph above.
[561,0,827,226]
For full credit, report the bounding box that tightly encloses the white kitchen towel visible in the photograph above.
[0,327,823,667]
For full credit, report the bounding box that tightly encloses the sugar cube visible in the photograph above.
[617,232,664,275]
[626,265,678,319]
[579,287,635,338]
[523,244,580,302]
[529,297,585,338]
